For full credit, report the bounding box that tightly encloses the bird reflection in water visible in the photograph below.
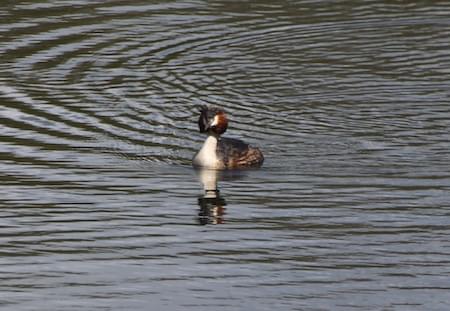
[196,168,226,225]
[195,168,248,225]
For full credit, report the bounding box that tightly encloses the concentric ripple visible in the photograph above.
[1,1,450,310]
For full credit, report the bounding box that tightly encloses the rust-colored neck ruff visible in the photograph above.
[211,111,228,136]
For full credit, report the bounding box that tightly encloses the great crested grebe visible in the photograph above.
[193,106,264,170]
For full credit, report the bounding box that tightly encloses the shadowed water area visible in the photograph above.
[1,1,450,310]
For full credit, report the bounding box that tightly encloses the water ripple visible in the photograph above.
[1,1,450,310]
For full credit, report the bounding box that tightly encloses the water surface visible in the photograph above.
[1,1,450,310]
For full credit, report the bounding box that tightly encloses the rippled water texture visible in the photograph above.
[1,1,450,310]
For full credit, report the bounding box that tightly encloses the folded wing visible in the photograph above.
[218,137,264,169]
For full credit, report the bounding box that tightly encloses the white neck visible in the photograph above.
[193,135,219,168]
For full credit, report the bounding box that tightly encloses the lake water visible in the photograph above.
[1,1,450,310]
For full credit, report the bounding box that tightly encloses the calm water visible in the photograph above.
[1,1,450,310]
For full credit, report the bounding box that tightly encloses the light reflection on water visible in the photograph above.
[1,0,450,310]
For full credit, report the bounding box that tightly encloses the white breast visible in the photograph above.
[193,135,219,168]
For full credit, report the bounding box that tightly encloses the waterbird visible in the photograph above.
[193,106,264,170]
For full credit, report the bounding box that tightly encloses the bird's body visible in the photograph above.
[193,106,264,170]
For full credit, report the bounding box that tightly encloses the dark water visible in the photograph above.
[1,1,450,310]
